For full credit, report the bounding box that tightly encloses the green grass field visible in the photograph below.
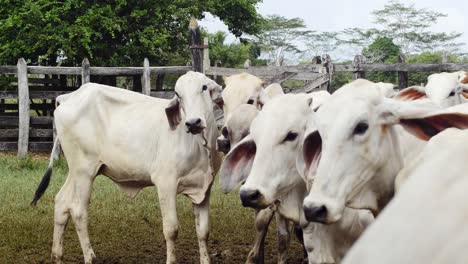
[0,153,304,264]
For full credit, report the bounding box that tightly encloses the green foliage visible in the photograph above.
[254,15,311,66]
[342,1,462,55]
[331,72,353,92]
[206,31,265,68]
[363,37,400,84]
[406,51,458,86]
[0,0,262,66]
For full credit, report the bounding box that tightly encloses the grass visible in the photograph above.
[0,153,304,264]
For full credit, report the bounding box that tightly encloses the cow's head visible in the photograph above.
[216,104,259,155]
[396,71,468,107]
[220,92,329,204]
[301,80,468,224]
[221,73,268,119]
[165,71,222,134]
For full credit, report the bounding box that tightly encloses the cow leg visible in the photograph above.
[192,190,211,264]
[157,183,178,264]
[246,207,274,264]
[51,177,72,264]
[69,175,96,264]
[275,214,290,264]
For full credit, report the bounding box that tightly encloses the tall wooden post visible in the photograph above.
[142,58,151,95]
[202,37,210,74]
[82,58,90,84]
[352,55,366,80]
[17,58,30,157]
[322,54,334,93]
[189,18,203,73]
[442,52,449,63]
[398,54,408,89]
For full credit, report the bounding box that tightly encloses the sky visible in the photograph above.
[199,0,468,61]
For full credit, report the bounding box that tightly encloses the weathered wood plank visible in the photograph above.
[289,74,329,94]
[334,62,468,72]
[206,66,324,80]
[142,58,151,96]
[0,66,17,74]
[202,37,210,74]
[1,90,69,100]
[0,129,53,138]
[0,141,53,152]
[150,91,175,99]
[31,117,54,125]
[28,66,81,75]
[17,58,30,157]
[398,55,408,89]
[353,55,366,80]
[267,71,298,84]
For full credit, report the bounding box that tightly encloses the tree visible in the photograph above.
[254,15,311,66]
[206,31,265,68]
[363,37,401,84]
[302,31,341,60]
[0,0,263,66]
[342,0,462,56]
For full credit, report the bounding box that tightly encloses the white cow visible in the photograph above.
[395,71,468,107]
[31,71,223,264]
[301,79,468,224]
[220,73,284,119]
[221,93,374,264]
[218,73,291,263]
[343,126,468,264]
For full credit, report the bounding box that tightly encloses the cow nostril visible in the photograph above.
[240,189,262,208]
[194,118,201,125]
[304,205,328,223]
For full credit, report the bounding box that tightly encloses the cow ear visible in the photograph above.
[257,89,269,109]
[165,96,181,130]
[379,99,468,141]
[297,129,322,190]
[219,135,256,193]
[394,86,427,101]
[209,83,223,101]
[458,71,468,90]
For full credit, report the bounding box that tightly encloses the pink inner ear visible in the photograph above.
[462,91,468,99]
[396,87,427,101]
[165,99,181,130]
[220,140,256,193]
[303,131,322,176]
[400,113,468,141]
[215,97,224,110]
[461,73,468,84]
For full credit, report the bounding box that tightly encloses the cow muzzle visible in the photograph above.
[239,188,267,209]
[303,195,343,224]
[216,137,231,154]
[185,118,205,134]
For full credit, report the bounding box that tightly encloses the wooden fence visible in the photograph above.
[1,18,467,156]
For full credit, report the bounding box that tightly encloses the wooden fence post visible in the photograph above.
[398,54,408,89]
[353,55,366,80]
[203,37,210,74]
[322,54,334,92]
[189,18,203,73]
[82,58,90,84]
[17,58,30,157]
[142,58,151,95]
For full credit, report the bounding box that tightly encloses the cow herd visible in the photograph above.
[30,70,468,264]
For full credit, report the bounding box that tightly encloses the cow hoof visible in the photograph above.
[51,253,63,264]
[84,251,96,264]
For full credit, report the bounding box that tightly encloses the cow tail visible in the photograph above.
[31,137,61,206]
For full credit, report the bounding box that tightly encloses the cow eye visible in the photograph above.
[353,122,369,136]
[449,91,455,97]
[222,127,229,138]
[247,99,254,104]
[283,131,298,142]
[202,85,208,91]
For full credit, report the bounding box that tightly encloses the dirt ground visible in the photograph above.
[0,153,306,264]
